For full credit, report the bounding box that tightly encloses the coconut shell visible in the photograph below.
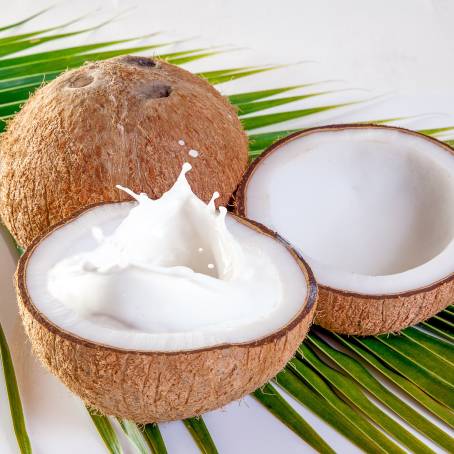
[235,124,454,335]
[15,207,317,423]
[0,56,248,248]
[315,277,454,335]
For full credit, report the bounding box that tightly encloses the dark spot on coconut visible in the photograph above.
[138,81,172,99]
[122,56,156,68]
[67,73,94,88]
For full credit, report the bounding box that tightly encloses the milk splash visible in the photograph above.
[47,163,282,336]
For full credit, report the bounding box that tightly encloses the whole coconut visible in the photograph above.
[0,56,248,247]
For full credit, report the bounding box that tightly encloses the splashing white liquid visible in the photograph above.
[46,163,291,345]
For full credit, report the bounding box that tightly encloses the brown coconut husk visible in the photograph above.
[0,56,248,248]
[235,124,454,335]
[15,205,317,423]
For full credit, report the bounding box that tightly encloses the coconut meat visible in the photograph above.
[26,164,307,352]
[244,127,454,295]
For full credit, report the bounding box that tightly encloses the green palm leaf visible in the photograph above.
[117,419,159,454]
[332,330,454,428]
[87,411,123,454]
[183,417,218,454]
[144,424,168,454]
[228,84,314,105]
[0,34,159,68]
[402,326,454,362]
[1,10,453,454]
[280,364,400,453]
[297,345,433,453]
[0,6,54,32]
[254,382,335,453]
[355,336,454,405]
[237,92,333,116]
[309,332,454,451]
[241,103,352,131]
[0,322,31,454]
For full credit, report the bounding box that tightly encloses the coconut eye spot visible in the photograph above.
[122,55,157,68]
[138,81,172,99]
[67,73,94,89]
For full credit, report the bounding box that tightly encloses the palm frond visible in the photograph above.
[0,322,31,454]
[87,411,123,454]
[253,382,335,453]
[183,417,218,454]
[0,6,54,32]
[241,103,354,131]
[228,84,314,105]
[0,11,453,454]
[144,424,168,454]
[117,419,151,454]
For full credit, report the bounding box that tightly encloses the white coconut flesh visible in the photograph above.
[25,164,308,352]
[244,127,454,295]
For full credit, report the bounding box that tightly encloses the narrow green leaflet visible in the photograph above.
[0,43,174,80]
[254,381,335,453]
[355,336,454,406]
[309,332,454,451]
[0,100,23,117]
[248,128,299,152]
[166,50,222,65]
[241,104,350,130]
[200,65,286,85]
[425,316,454,335]
[87,411,123,454]
[435,314,454,330]
[284,361,400,454]
[237,92,331,116]
[0,71,61,92]
[0,48,207,106]
[441,309,454,321]
[183,417,218,454]
[0,322,32,454]
[418,126,454,136]
[0,84,48,105]
[332,331,454,429]
[144,424,168,454]
[228,84,312,105]
[0,25,112,57]
[401,327,454,364]
[297,345,433,453]
[0,35,159,69]
[421,321,454,342]
[117,419,150,454]
[0,6,53,32]
[0,11,98,45]
[169,50,225,65]
[375,333,454,378]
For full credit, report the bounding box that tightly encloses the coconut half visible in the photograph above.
[15,168,316,422]
[236,124,454,335]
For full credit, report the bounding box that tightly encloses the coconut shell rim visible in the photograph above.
[17,200,317,357]
[235,123,454,300]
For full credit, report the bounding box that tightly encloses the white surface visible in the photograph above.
[0,0,453,453]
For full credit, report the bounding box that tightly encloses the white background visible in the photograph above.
[0,1,453,453]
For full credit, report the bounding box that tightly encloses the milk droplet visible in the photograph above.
[198,247,204,253]
[178,139,185,146]
[207,263,215,269]
[188,149,199,158]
